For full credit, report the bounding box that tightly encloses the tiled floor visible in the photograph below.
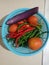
[0,0,45,65]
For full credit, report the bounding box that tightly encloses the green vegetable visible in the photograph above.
[35,31,49,37]
[18,31,33,45]
[29,29,38,38]
[35,32,40,37]
[36,25,42,32]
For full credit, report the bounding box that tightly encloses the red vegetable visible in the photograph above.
[28,37,42,50]
[6,32,22,38]
[6,33,17,38]
[22,27,35,34]
[9,24,18,33]
[6,7,38,25]
[6,26,35,39]
[15,35,22,47]
[18,24,30,32]
[27,16,38,26]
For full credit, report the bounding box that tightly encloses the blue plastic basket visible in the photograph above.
[2,8,49,56]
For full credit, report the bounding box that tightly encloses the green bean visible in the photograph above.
[25,31,31,36]
[20,31,32,40]
[29,29,38,38]
[29,23,42,32]
[18,37,25,45]
[18,31,33,45]
[21,41,25,47]
[36,25,42,32]
[35,31,49,37]
[19,40,26,46]
[25,31,33,39]
[34,32,40,37]
[39,31,49,35]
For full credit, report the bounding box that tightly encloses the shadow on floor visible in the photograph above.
[0,15,8,50]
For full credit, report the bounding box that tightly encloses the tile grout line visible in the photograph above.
[41,0,46,65]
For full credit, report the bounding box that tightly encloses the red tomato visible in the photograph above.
[28,37,42,50]
[9,24,18,33]
[27,16,38,26]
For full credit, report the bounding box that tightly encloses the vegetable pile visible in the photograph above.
[6,7,47,50]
